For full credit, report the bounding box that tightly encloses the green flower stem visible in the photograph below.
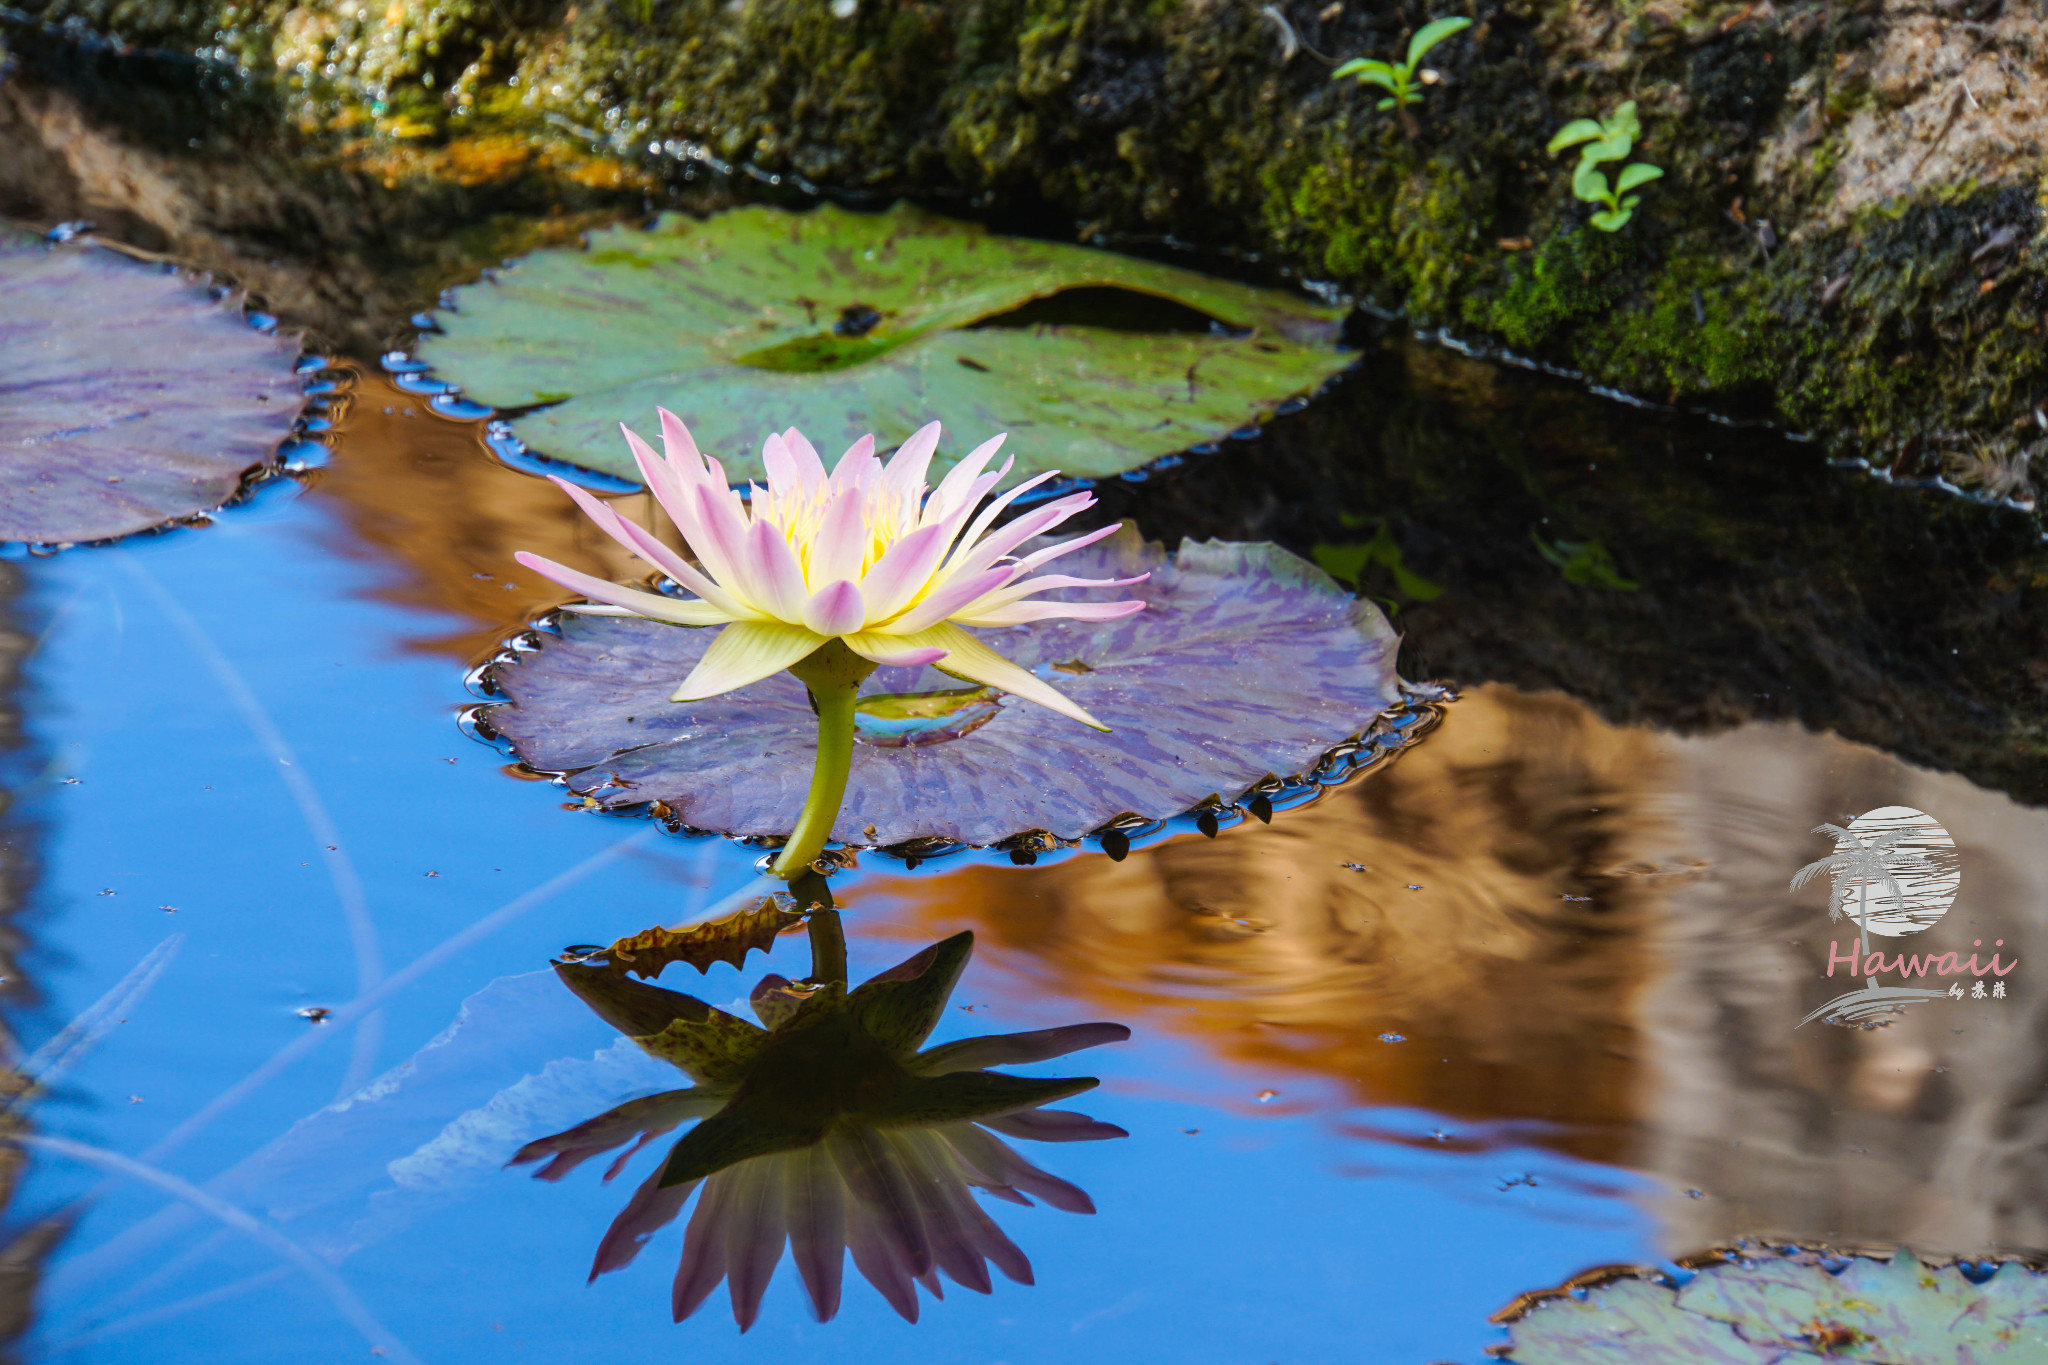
[770,639,876,881]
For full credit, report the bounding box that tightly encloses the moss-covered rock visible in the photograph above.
[6,0,2044,508]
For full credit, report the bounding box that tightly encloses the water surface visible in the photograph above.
[3,317,2044,1365]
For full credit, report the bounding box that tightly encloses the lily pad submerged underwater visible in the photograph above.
[481,529,1401,848]
[1498,1247,2048,1363]
[0,234,307,544]
[418,203,1351,485]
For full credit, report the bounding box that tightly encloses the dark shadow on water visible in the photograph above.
[1086,338,2048,805]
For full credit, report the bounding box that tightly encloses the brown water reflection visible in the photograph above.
[867,685,2048,1259]
[313,372,651,658]
[869,686,1663,1166]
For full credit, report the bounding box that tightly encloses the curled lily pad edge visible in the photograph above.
[1489,1239,2048,1354]
[0,230,335,553]
[460,616,1452,870]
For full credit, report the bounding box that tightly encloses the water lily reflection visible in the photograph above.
[510,919,1129,1327]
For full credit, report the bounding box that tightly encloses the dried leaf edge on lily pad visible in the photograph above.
[0,231,311,546]
[1494,1243,2048,1364]
[416,202,1353,486]
[473,527,1415,851]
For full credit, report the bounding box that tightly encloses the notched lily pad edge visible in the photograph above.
[0,230,337,554]
[1485,1238,2048,1359]
[457,614,1452,874]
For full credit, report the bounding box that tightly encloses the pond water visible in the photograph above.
[4,149,2048,1358]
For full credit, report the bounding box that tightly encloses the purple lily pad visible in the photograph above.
[0,234,307,544]
[481,529,1401,847]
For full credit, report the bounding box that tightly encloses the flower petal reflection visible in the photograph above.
[510,923,1130,1327]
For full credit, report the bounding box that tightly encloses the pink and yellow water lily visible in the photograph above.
[516,411,1146,732]
[517,412,1151,877]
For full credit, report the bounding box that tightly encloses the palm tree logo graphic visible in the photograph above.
[1792,807,1961,1028]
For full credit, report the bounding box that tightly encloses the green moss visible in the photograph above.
[1473,227,1632,355]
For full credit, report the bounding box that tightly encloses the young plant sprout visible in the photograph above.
[1548,101,1664,232]
[1331,16,1471,136]
[517,413,1147,879]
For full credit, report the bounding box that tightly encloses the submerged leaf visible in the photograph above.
[604,901,804,979]
[417,203,1349,484]
[0,234,307,544]
[1498,1248,2048,1363]
[483,528,1402,846]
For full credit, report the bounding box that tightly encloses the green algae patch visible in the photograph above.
[418,202,1349,482]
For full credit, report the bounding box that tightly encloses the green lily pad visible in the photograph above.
[1499,1248,2048,1363]
[417,203,1350,484]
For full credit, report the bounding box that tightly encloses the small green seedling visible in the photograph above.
[1548,101,1663,232]
[1332,16,1471,132]
[1314,520,1445,604]
[1532,530,1639,591]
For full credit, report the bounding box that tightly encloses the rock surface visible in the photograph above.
[4,0,2045,506]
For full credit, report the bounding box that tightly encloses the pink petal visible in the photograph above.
[609,517,757,619]
[672,1173,734,1322]
[941,492,1095,581]
[513,552,730,626]
[761,432,799,491]
[676,483,752,592]
[923,436,1007,524]
[725,1158,788,1332]
[894,1133,990,1294]
[1010,520,1126,575]
[856,522,950,619]
[784,428,829,484]
[978,1109,1131,1143]
[805,490,872,588]
[948,469,1062,567]
[842,633,948,669]
[956,598,1147,627]
[669,621,825,703]
[882,421,943,499]
[590,1165,700,1280]
[826,433,879,495]
[656,408,703,467]
[741,518,809,621]
[546,470,752,616]
[542,472,654,559]
[942,1122,1096,1214]
[913,1023,1131,1073]
[625,425,712,545]
[881,566,1017,635]
[801,579,867,636]
[949,570,1150,621]
[785,1145,847,1322]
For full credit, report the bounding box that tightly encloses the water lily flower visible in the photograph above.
[510,921,1129,1327]
[516,412,1149,877]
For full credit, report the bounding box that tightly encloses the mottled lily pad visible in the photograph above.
[418,203,1349,485]
[482,529,1400,847]
[0,234,307,544]
[1499,1248,2048,1363]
